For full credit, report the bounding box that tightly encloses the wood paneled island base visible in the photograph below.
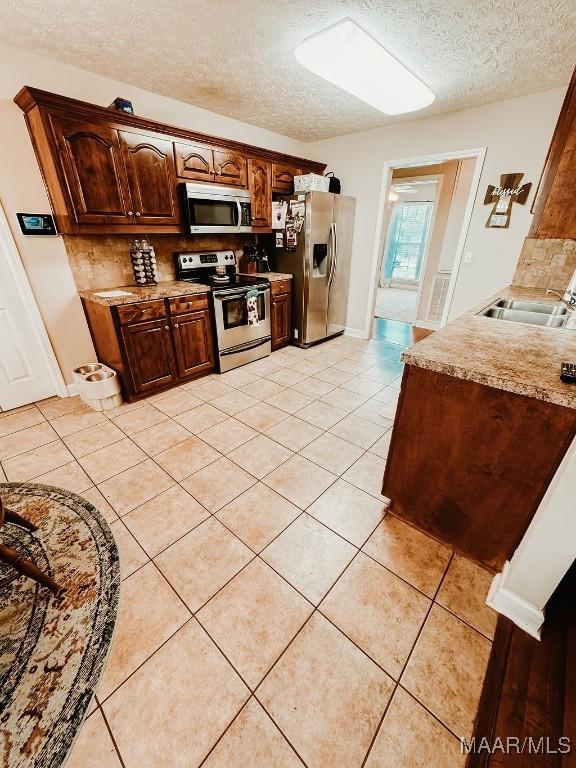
[383,365,576,572]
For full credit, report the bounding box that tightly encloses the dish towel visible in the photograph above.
[246,289,260,327]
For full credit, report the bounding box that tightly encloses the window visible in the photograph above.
[383,202,433,282]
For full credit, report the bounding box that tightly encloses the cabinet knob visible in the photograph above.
[174,323,179,328]
[165,325,169,330]
[135,211,141,217]
[128,211,134,216]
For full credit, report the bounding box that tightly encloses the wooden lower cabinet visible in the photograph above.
[82,295,216,400]
[121,318,177,395]
[383,365,576,572]
[271,280,292,350]
[171,310,214,378]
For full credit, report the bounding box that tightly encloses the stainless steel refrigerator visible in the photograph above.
[274,191,356,347]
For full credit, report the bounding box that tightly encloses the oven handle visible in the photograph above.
[213,286,270,299]
[220,336,272,355]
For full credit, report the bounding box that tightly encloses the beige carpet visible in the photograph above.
[374,287,418,323]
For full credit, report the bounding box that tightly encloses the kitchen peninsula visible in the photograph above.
[383,285,576,571]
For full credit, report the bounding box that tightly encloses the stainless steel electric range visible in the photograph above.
[174,250,271,372]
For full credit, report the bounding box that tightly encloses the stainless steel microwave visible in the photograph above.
[181,182,252,234]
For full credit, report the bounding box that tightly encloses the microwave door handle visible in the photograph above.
[236,200,242,228]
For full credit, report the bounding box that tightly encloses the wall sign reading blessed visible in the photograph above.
[484,173,532,228]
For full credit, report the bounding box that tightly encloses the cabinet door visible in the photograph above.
[174,141,214,182]
[530,68,576,239]
[51,115,134,225]
[121,318,177,394]
[248,158,272,228]
[272,162,300,193]
[120,131,179,226]
[171,310,215,379]
[213,149,247,187]
[271,292,291,350]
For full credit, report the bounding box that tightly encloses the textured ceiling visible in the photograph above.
[1,0,575,141]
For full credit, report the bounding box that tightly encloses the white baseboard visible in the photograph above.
[66,382,79,397]
[344,327,368,339]
[486,561,545,640]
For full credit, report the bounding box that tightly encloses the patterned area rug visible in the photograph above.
[0,483,120,768]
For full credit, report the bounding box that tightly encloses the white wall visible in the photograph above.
[439,158,477,274]
[0,43,309,383]
[307,88,566,334]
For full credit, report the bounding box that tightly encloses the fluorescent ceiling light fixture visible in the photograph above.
[294,19,435,115]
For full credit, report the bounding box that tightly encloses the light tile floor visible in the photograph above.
[0,332,497,768]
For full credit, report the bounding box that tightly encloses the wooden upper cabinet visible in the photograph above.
[530,65,576,239]
[213,149,247,187]
[248,158,272,228]
[272,162,300,193]
[120,131,179,225]
[51,115,134,225]
[15,87,326,234]
[174,143,246,187]
[174,141,214,182]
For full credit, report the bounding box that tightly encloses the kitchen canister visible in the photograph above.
[130,239,158,285]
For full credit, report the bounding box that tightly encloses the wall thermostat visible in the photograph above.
[17,213,58,236]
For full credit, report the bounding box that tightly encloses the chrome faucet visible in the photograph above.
[546,268,576,311]
[546,289,576,311]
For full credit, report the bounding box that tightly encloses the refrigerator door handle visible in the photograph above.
[329,222,338,287]
[326,222,334,284]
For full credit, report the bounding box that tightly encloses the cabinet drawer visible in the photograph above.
[117,300,166,325]
[271,279,292,296]
[168,294,209,314]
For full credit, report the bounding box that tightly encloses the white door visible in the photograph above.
[0,205,65,411]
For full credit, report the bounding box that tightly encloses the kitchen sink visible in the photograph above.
[493,298,568,316]
[482,307,567,327]
[479,299,574,329]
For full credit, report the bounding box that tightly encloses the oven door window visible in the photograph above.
[189,199,238,228]
[222,293,265,329]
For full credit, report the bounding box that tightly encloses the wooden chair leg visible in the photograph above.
[0,544,64,595]
[4,509,38,532]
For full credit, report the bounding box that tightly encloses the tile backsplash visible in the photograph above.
[64,234,248,291]
[513,238,576,291]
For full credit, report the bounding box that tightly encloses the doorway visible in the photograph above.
[376,179,437,325]
[0,203,65,411]
[367,148,486,342]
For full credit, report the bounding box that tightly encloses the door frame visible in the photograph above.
[365,146,487,338]
[0,202,67,405]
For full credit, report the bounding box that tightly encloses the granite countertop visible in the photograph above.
[79,281,211,306]
[403,286,576,408]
